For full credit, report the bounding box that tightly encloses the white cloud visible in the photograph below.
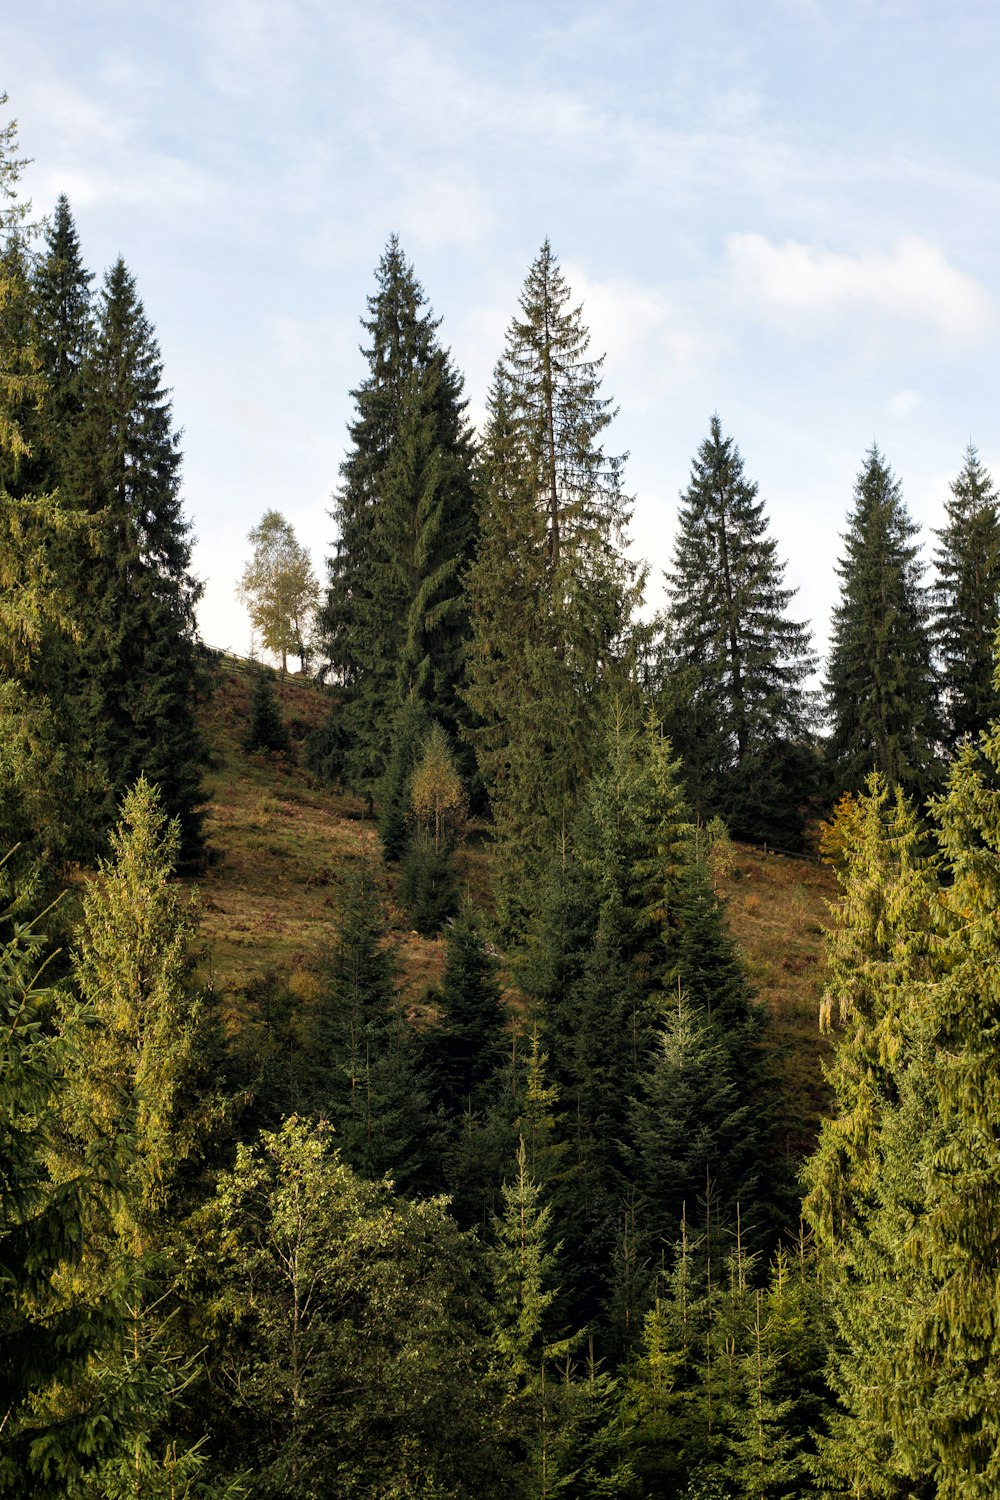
[726,233,994,344]
[887,388,922,417]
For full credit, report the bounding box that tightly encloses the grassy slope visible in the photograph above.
[190,658,835,1151]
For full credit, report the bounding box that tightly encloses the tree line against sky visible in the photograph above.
[5,91,1000,1496]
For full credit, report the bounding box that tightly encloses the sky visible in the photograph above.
[3,0,999,669]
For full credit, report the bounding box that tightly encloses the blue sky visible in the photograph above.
[4,0,998,666]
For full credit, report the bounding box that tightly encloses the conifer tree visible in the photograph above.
[244,668,289,755]
[319,858,432,1188]
[32,193,92,476]
[932,444,1000,745]
[824,446,941,801]
[0,913,113,1496]
[802,775,940,1497]
[55,777,226,1492]
[425,905,507,1120]
[466,242,643,924]
[0,109,97,911]
[69,256,206,859]
[314,237,477,795]
[662,415,817,846]
[892,721,1000,1495]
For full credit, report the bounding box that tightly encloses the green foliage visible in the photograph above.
[825,446,942,802]
[376,693,430,860]
[316,236,477,796]
[662,414,817,846]
[68,256,206,861]
[400,825,460,936]
[465,244,644,926]
[932,444,1000,745]
[243,669,289,756]
[319,859,433,1187]
[425,905,507,1119]
[0,910,110,1496]
[237,509,318,675]
[207,1116,500,1498]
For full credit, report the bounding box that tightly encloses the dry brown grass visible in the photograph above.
[190,659,836,1152]
[718,844,836,1159]
[189,659,489,1016]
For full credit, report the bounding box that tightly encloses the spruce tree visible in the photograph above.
[314,237,477,795]
[319,859,432,1188]
[0,111,98,911]
[55,776,226,1493]
[662,415,817,846]
[802,776,940,1497]
[424,905,507,1121]
[244,668,289,755]
[69,257,206,860]
[465,242,643,924]
[932,444,1000,745]
[0,915,113,1496]
[824,446,941,801]
[32,193,92,476]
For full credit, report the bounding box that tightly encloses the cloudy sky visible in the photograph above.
[4,0,998,666]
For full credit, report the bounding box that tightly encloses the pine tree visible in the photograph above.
[0,109,98,912]
[932,444,1000,745]
[465,242,643,924]
[425,905,507,1120]
[69,256,206,860]
[825,446,941,801]
[319,858,432,1188]
[0,913,115,1496]
[244,668,289,755]
[54,777,227,1494]
[314,237,477,795]
[802,775,940,1497]
[32,193,92,476]
[891,721,1000,1495]
[662,415,817,845]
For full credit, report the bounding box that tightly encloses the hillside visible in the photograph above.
[190,656,836,1152]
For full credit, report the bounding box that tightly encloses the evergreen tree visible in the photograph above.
[932,444,1000,745]
[465,242,643,925]
[376,693,430,859]
[662,415,817,846]
[69,256,206,860]
[802,775,940,1497]
[243,668,289,755]
[0,109,98,913]
[892,722,1000,1495]
[824,446,941,801]
[425,905,507,1120]
[319,858,432,1188]
[32,193,92,476]
[54,777,227,1493]
[0,913,113,1496]
[314,236,477,795]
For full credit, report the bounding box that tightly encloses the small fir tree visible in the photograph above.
[244,668,289,755]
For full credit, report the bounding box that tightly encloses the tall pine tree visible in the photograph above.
[465,242,643,922]
[313,237,477,795]
[662,414,817,847]
[69,257,206,859]
[824,446,941,802]
[932,444,1000,746]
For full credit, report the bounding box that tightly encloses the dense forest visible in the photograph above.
[5,95,1000,1499]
